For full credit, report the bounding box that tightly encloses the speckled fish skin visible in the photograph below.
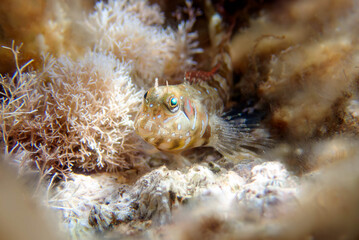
[135,2,264,159]
[135,79,226,152]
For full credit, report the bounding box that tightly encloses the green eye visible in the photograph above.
[170,97,178,107]
[167,96,179,113]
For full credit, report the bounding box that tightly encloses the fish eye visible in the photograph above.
[170,97,178,107]
[168,96,179,112]
[144,91,148,99]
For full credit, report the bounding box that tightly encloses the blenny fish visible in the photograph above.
[135,2,267,161]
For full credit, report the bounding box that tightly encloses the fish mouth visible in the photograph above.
[134,114,157,137]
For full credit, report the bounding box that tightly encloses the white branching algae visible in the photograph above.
[1,46,142,174]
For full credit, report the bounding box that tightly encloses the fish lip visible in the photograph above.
[134,115,141,132]
[135,117,157,137]
[137,127,152,137]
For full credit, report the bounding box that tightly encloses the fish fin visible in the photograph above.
[221,101,267,129]
[184,64,220,84]
[205,0,233,102]
[210,112,273,162]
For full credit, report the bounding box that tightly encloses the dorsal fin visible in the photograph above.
[204,0,233,104]
[184,64,220,84]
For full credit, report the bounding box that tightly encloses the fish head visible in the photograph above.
[135,84,207,152]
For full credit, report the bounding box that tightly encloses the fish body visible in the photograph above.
[135,77,223,153]
[135,3,267,160]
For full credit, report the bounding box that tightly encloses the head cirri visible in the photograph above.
[134,84,210,152]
